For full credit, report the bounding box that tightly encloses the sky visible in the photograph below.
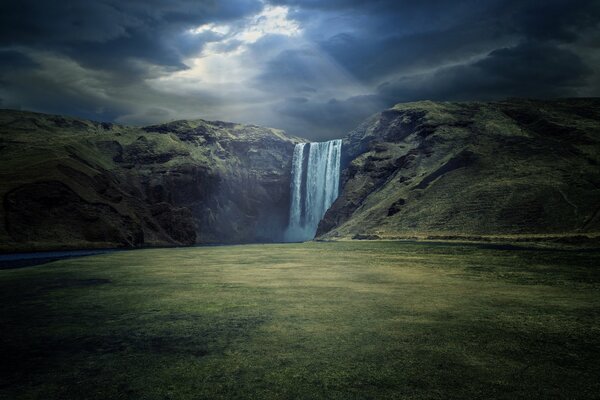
[1,0,599,140]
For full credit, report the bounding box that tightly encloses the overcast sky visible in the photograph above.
[1,0,599,140]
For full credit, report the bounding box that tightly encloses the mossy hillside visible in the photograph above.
[319,98,600,241]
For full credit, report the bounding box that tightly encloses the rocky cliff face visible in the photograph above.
[0,111,301,251]
[317,99,600,240]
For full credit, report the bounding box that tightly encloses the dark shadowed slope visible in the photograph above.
[318,99,600,241]
[0,110,302,251]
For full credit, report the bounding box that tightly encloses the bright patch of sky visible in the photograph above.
[149,5,303,95]
[147,4,369,126]
[189,5,301,43]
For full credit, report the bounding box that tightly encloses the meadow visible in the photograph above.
[1,241,599,399]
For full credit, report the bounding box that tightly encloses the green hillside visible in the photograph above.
[318,99,600,243]
[1,98,599,251]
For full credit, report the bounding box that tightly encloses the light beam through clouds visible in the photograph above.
[144,4,374,139]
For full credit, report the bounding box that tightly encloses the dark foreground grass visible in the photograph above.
[1,242,599,399]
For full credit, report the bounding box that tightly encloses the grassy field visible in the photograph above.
[1,242,599,399]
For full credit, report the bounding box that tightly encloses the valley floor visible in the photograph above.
[0,242,599,399]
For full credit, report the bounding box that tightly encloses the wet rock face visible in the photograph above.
[318,99,600,239]
[136,121,297,244]
[0,111,299,251]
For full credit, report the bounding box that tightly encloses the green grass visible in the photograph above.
[1,242,599,399]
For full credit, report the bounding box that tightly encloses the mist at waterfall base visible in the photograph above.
[284,140,342,242]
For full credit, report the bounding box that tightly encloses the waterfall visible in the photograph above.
[285,139,342,242]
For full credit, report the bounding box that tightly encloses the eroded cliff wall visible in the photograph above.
[0,111,301,251]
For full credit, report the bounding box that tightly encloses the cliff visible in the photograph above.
[0,110,301,251]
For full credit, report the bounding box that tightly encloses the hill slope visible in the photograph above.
[318,99,600,241]
[2,99,599,251]
[0,110,301,251]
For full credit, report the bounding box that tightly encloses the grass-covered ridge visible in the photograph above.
[1,242,598,399]
[320,98,600,241]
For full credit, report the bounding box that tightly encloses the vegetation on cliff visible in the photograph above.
[318,99,600,243]
[0,111,301,251]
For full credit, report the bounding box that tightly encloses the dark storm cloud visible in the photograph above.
[273,95,384,141]
[0,50,38,71]
[262,0,600,137]
[0,0,264,123]
[263,0,600,136]
[0,0,263,74]
[378,42,593,102]
[274,0,600,81]
[0,0,599,139]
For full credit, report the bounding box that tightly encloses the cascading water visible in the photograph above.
[285,139,342,242]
